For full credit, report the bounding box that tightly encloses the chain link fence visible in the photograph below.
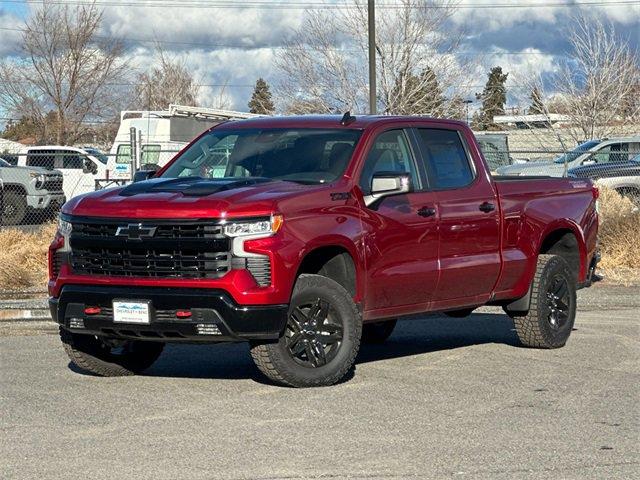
[2,134,640,228]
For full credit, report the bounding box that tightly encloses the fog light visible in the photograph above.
[69,318,85,329]
[196,323,221,335]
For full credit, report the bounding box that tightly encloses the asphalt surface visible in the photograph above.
[1,283,638,480]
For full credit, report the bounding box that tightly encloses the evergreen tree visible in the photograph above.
[248,78,275,114]
[529,86,545,115]
[477,66,508,130]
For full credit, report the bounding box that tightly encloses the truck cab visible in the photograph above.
[49,115,599,387]
[19,146,107,200]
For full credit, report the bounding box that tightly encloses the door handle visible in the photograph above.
[417,206,436,217]
[479,202,496,213]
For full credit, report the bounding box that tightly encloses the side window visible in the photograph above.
[116,144,132,164]
[415,129,475,189]
[358,129,417,194]
[141,144,161,165]
[593,143,628,164]
[62,151,84,169]
[26,150,55,170]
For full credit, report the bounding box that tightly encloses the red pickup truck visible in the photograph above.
[49,115,599,387]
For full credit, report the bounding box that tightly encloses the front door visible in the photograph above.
[413,127,501,305]
[358,128,440,317]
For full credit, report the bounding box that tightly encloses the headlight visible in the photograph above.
[224,214,283,238]
[30,172,46,189]
[58,218,72,236]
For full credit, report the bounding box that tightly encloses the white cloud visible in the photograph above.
[0,10,23,57]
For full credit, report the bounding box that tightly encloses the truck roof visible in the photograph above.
[217,114,469,130]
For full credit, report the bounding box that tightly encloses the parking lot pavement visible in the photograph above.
[1,283,638,480]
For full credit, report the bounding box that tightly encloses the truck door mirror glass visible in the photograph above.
[83,158,98,175]
[133,170,155,182]
[364,172,412,207]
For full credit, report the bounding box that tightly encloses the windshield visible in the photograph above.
[632,153,640,163]
[0,158,10,167]
[84,148,108,164]
[161,128,363,184]
[554,140,600,164]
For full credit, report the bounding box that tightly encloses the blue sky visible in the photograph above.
[0,0,638,111]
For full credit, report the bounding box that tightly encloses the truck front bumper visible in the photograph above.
[26,193,66,210]
[51,285,289,343]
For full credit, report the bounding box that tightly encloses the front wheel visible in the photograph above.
[250,274,362,387]
[60,328,164,376]
[509,254,577,349]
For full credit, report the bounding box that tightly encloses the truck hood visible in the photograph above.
[62,177,318,219]
[8,165,63,176]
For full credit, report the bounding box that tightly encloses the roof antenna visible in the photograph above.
[340,111,356,126]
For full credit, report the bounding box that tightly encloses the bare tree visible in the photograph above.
[553,15,639,142]
[0,3,128,144]
[277,0,472,116]
[134,45,200,110]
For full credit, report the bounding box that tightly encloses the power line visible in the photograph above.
[0,25,572,56]
[3,0,639,9]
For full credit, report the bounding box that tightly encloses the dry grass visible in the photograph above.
[0,223,57,291]
[596,187,640,284]
[0,188,639,291]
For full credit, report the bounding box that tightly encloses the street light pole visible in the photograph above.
[368,0,376,115]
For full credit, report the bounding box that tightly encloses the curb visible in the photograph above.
[0,295,50,322]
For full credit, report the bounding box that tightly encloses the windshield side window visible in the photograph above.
[62,150,84,169]
[358,129,418,195]
[415,128,475,189]
[116,144,132,164]
[26,150,56,169]
[592,143,628,164]
[141,144,161,165]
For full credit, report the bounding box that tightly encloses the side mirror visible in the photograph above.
[83,158,98,175]
[582,159,597,166]
[364,172,411,207]
[133,170,155,182]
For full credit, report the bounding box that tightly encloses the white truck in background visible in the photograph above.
[107,105,260,179]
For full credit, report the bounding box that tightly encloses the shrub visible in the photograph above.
[0,223,56,291]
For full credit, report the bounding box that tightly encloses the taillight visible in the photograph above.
[592,184,600,200]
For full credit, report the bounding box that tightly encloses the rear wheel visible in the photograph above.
[60,327,164,376]
[362,319,397,344]
[509,254,576,349]
[1,191,26,225]
[250,274,362,387]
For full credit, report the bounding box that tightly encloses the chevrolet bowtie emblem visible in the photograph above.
[115,223,157,240]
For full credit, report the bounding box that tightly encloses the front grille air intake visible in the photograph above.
[68,219,231,279]
[246,256,272,286]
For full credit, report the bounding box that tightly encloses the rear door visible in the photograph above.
[358,128,440,316]
[413,127,501,305]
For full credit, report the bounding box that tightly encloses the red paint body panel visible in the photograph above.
[51,116,599,321]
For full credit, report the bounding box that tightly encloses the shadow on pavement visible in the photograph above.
[67,312,520,381]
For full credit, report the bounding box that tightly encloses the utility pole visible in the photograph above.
[368,0,376,115]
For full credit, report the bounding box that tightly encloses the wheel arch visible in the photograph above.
[295,242,360,301]
[537,221,587,283]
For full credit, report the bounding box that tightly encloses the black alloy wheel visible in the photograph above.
[285,298,343,368]
[545,275,571,330]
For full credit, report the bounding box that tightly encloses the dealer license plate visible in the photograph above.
[113,300,151,324]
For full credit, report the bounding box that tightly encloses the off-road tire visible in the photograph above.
[362,319,397,344]
[60,327,164,376]
[1,191,27,225]
[510,254,577,349]
[250,274,362,387]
